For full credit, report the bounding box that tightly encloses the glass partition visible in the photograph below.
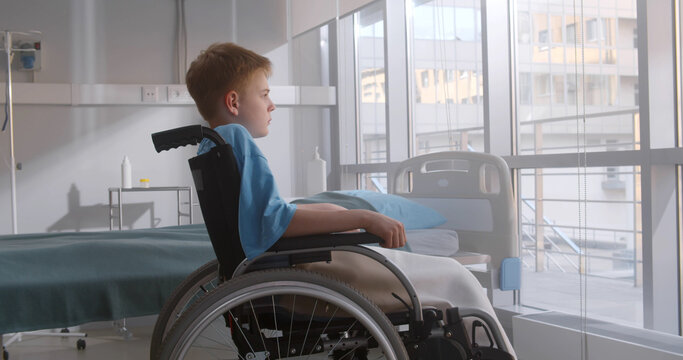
[407,0,484,155]
[519,166,643,327]
[516,0,639,155]
[357,2,387,164]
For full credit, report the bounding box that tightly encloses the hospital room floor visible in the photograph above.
[2,316,155,360]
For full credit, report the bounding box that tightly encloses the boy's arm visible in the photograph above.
[282,208,406,249]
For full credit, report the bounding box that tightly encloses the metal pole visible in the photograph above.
[118,189,123,230]
[188,187,193,224]
[176,190,180,225]
[5,31,17,234]
[109,189,113,230]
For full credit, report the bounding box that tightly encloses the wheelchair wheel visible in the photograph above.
[158,268,409,360]
[151,259,220,358]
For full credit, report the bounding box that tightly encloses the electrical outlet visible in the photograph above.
[141,86,159,102]
[167,85,192,103]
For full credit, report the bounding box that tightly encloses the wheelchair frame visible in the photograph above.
[150,125,514,360]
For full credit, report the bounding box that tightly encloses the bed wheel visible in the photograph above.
[60,328,69,334]
[76,339,86,350]
[3,346,8,360]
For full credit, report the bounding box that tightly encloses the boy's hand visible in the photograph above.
[362,211,406,249]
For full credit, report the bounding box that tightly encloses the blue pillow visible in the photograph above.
[339,190,446,230]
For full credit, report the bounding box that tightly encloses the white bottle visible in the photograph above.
[306,146,327,196]
[121,156,132,189]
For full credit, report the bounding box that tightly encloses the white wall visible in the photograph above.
[290,27,331,196]
[0,0,295,234]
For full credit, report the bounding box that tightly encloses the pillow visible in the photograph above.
[339,190,446,230]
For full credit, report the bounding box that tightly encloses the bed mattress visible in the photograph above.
[0,224,215,334]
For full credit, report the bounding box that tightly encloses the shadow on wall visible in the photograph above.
[47,184,159,232]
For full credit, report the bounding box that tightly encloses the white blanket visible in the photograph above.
[298,247,515,357]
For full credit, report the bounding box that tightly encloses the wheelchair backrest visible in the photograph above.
[152,125,246,278]
[189,144,246,278]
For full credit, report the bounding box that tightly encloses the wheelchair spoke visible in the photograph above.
[186,318,244,360]
[228,310,258,357]
[197,328,228,348]
[195,334,233,350]
[204,319,245,359]
[300,299,318,356]
[306,306,340,359]
[249,300,270,359]
[192,339,241,359]
[272,295,282,359]
[326,320,358,356]
[287,295,297,357]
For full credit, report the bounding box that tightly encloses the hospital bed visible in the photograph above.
[150,125,516,360]
[0,224,215,356]
[392,151,521,305]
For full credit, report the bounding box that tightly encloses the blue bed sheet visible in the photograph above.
[0,224,214,334]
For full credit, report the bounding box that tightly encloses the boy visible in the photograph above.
[186,42,406,258]
[186,42,515,356]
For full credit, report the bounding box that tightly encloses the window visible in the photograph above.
[516,0,642,328]
[566,23,576,44]
[586,18,599,42]
[634,82,639,106]
[520,167,641,325]
[360,173,387,193]
[519,72,532,105]
[533,73,550,104]
[538,29,549,43]
[519,12,531,43]
[356,2,387,164]
[551,16,563,43]
[408,0,484,154]
[633,27,638,48]
[552,74,564,104]
[534,14,548,43]
[446,69,455,82]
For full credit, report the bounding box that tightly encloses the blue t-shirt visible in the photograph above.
[197,124,297,259]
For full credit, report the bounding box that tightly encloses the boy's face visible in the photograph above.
[232,71,276,138]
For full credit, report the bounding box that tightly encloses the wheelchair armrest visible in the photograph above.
[268,232,382,252]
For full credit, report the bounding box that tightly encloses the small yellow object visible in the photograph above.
[139,178,150,188]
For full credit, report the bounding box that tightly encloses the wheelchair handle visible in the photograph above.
[151,125,225,153]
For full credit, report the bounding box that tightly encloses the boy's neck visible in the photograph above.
[208,118,232,129]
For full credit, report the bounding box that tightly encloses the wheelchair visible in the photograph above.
[150,125,515,360]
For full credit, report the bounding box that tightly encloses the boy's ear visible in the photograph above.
[224,91,239,116]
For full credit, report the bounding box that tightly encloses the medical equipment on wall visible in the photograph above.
[1,30,41,235]
[17,41,41,71]
[306,146,327,195]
